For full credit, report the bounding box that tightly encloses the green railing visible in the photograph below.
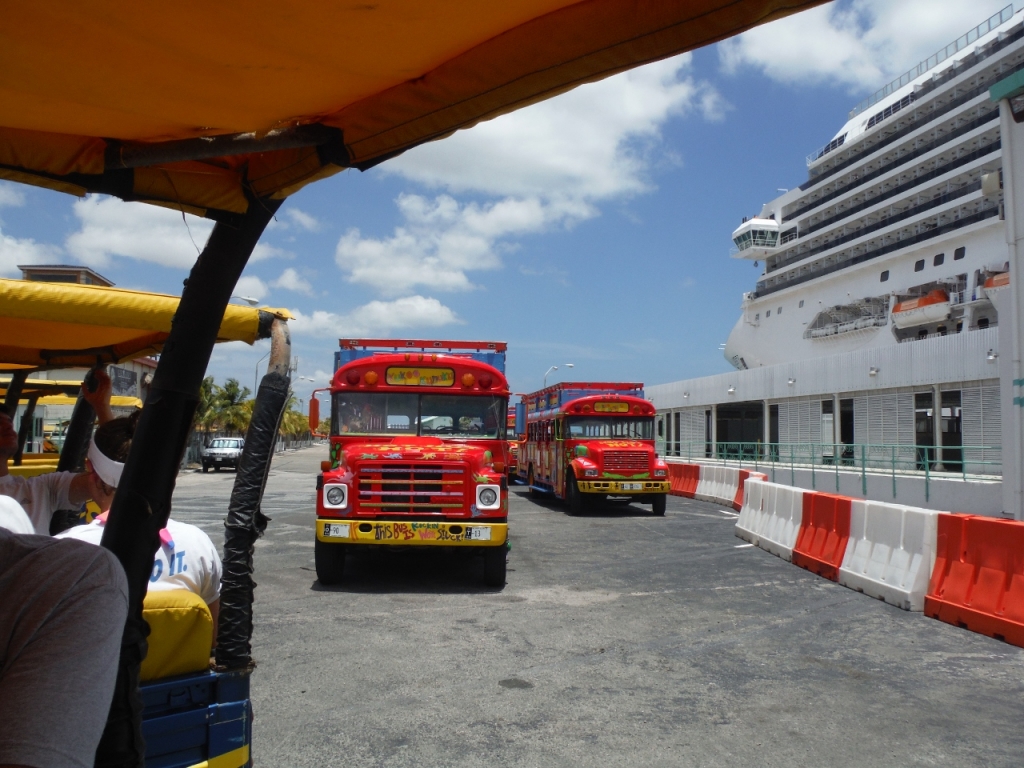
[656,440,1001,502]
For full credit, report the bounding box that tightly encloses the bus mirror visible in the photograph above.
[309,397,320,433]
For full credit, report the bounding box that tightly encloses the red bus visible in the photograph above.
[311,339,511,586]
[516,382,669,515]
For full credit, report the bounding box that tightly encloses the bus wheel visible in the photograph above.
[315,539,346,585]
[527,467,541,498]
[482,545,507,587]
[566,474,584,516]
[652,494,667,516]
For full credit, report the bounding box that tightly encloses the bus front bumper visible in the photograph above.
[577,480,670,494]
[316,519,507,546]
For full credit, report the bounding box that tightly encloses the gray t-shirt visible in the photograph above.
[0,529,128,768]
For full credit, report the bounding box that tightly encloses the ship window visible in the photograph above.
[755,313,760,321]
[954,247,966,260]
[766,309,771,317]
[934,253,944,266]
[880,270,889,282]
[978,317,990,329]
[799,300,805,308]
[914,259,925,272]
[777,307,782,315]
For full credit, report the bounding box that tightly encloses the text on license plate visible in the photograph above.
[621,482,642,491]
[466,527,491,541]
[323,523,351,538]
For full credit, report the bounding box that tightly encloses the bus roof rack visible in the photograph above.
[339,339,507,352]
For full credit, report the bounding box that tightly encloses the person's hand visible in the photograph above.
[82,368,115,425]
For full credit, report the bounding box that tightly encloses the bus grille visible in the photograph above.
[602,451,649,472]
[355,462,467,515]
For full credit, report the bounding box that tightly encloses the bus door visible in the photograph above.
[553,417,564,494]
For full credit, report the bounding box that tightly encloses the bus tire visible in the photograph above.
[652,494,667,516]
[482,545,507,587]
[566,474,584,516]
[315,539,346,585]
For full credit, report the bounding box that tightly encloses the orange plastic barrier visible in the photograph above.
[792,492,852,582]
[924,514,1024,648]
[667,464,700,498]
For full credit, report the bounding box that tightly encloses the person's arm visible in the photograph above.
[68,471,113,510]
[82,368,114,426]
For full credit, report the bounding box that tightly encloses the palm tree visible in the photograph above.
[216,379,252,435]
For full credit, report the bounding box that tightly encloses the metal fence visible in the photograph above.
[658,440,1001,500]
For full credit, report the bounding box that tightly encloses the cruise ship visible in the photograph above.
[649,5,1024,516]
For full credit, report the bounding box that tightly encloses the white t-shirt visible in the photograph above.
[0,495,34,534]
[0,472,75,535]
[58,518,222,606]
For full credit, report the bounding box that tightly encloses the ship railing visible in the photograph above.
[846,5,1014,122]
[657,440,1001,503]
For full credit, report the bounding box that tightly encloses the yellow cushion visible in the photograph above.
[141,590,213,682]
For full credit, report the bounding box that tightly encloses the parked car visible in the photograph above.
[202,437,245,472]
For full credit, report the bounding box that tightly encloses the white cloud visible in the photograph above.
[339,57,718,295]
[284,208,321,232]
[234,275,268,302]
[271,267,314,295]
[0,227,60,276]
[251,242,293,262]
[336,194,567,294]
[718,0,1012,92]
[0,183,25,208]
[289,295,460,337]
[385,56,716,200]
[65,196,213,269]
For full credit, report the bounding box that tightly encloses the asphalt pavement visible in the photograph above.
[171,446,1024,767]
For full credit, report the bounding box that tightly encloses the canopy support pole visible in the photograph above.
[13,394,39,465]
[56,391,95,473]
[96,196,282,768]
[217,317,291,669]
[3,370,27,412]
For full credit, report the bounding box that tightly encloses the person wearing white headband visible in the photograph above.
[0,368,116,535]
[59,412,223,633]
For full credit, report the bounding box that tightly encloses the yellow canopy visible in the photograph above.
[0,279,291,370]
[35,394,143,409]
[0,1,825,219]
[0,379,82,398]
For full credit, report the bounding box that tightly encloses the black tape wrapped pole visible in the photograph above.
[55,392,94,473]
[217,317,291,668]
[96,197,282,768]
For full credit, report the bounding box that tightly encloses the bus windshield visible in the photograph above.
[332,392,507,439]
[566,416,653,440]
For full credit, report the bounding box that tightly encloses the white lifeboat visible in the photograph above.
[891,290,950,329]
[982,271,1009,299]
[730,217,779,259]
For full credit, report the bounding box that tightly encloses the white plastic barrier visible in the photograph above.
[838,500,939,611]
[735,478,766,544]
[737,481,804,562]
[694,465,718,501]
[694,465,742,507]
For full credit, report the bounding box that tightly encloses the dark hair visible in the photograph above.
[94,410,141,462]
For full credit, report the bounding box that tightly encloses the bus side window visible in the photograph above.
[554,419,562,440]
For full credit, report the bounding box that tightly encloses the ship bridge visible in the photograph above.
[730,217,779,259]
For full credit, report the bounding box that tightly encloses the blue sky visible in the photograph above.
[0,0,1011,406]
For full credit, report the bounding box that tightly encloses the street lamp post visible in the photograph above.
[544,362,574,388]
[254,350,271,393]
[231,295,260,306]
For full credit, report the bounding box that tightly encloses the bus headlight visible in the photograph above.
[654,469,667,477]
[584,469,598,477]
[324,484,348,509]
[476,484,501,510]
